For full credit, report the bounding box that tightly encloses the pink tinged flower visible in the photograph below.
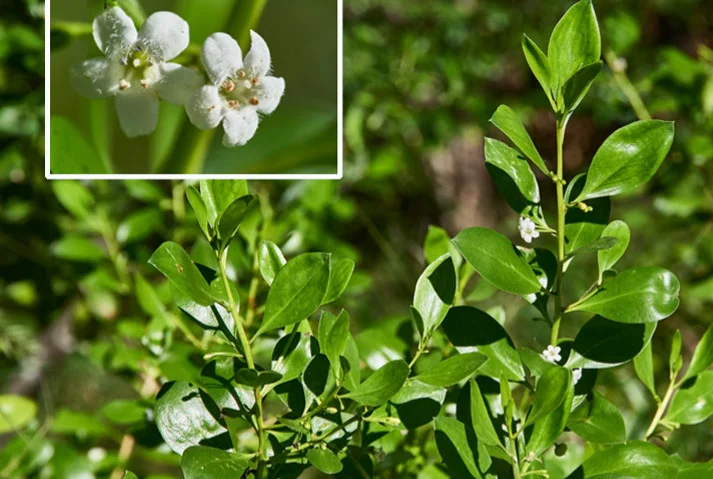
[541,344,562,364]
[186,31,286,147]
[70,7,203,138]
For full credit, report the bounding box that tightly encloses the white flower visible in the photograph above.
[518,216,540,243]
[87,447,106,463]
[572,368,582,385]
[542,345,562,364]
[71,7,203,137]
[186,31,285,147]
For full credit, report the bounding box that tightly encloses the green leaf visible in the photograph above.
[670,330,683,375]
[117,207,163,244]
[135,273,165,317]
[526,367,572,427]
[666,371,713,425]
[568,267,680,323]
[564,173,611,254]
[570,441,676,478]
[52,181,94,220]
[577,121,675,201]
[548,0,601,93]
[323,258,355,304]
[568,316,656,368]
[271,322,312,386]
[0,395,37,433]
[634,340,658,400]
[304,354,333,397]
[522,34,554,106]
[434,416,483,479]
[257,253,331,334]
[424,226,462,269]
[154,382,226,454]
[442,306,524,381]
[172,282,234,333]
[392,380,446,429]
[342,360,409,407]
[562,61,602,113]
[484,137,541,215]
[414,353,487,387]
[124,473,138,479]
[187,186,210,239]
[181,446,249,479]
[565,236,618,260]
[413,253,457,336]
[199,180,249,227]
[149,242,218,306]
[49,117,108,174]
[683,323,713,381]
[597,220,631,280]
[217,195,254,241]
[489,105,549,174]
[306,448,343,474]
[469,379,501,447]
[258,240,286,286]
[526,377,574,456]
[318,310,350,374]
[101,399,145,425]
[453,227,542,295]
[52,235,106,262]
[568,392,627,444]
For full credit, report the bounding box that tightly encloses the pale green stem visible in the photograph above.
[551,118,568,345]
[605,51,652,121]
[645,375,677,439]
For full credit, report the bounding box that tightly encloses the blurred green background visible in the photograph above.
[49,0,338,174]
[2,0,713,477]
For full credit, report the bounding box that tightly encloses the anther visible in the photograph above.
[228,100,240,109]
[133,58,141,68]
[140,79,149,89]
[119,79,130,90]
[238,70,247,78]
[222,80,235,92]
[249,97,259,106]
[251,78,260,86]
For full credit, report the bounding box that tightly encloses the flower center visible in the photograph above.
[219,69,262,110]
[118,47,157,91]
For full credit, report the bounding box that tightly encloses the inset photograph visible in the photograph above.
[47,0,340,177]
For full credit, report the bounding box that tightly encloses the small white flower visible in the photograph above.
[572,368,582,385]
[518,216,540,243]
[87,447,106,463]
[71,7,203,137]
[186,31,285,147]
[542,345,562,364]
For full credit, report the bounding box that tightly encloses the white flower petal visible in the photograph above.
[92,7,137,59]
[137,12,190,62]
[222,108,259,147]
[70,57,123,98]
[185,85,225,130]
[157,63,204,105]
[115,91,159,138]
[256,76,285,114]
[244,30,271,77]
[202,32,243,85]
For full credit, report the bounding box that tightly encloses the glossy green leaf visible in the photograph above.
[434,416,483,479]
[117,207,162,244]
[187,185,210,239]
[548,0,601,92]
[565,236,618,260]
[424,226,462,269]
[526,367,572,427]
[154,382,226,454]
[570,441,676,479]
[123,473,138,479]
[683,323,713,381]
[101,399,145,425]
[0,395,37,433]
[216,194,254,241]
[666,371,713,425]
[135,273,165,317]
[323,258,355,304]
[52,235,106,262]
[149,242,218,306]
[304,354,333,397]
[181,446,249,479]
[392,379,446,429]
[577,121,675,201]
[172,282,234,333]
[318,310,350,374]
[258,240,286,286]
[597,220,631,280]
[453,227,542,295]
[568,267,680,323]
[522,34,554,106]
[564,173,611,254]
[568,392,626,444]
[670,330,683,375]
[442,306,525,381]
[307,448,343,474]
[562,61,602,113]
[413,253,457,336]
[199,180,249,227]
[490,105,548,174]
[258,253,331,334]
[568,316,656,368]
[484,137,540,215]
[469,379,500,447]
[271,322,313,386]
[634,340,658,400]
[414,352,487,387]
[342,360,409,407]
[526,377,573,456]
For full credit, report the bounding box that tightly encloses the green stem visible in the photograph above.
[605,51,652,121]
[507,428,521,479]
[550,118,568,345]
[645,376,677,439]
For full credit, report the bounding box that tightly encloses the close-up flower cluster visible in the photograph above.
[71,7,285,147]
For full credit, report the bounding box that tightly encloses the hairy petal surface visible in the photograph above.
[202,33,243,85]
[223,108,259,147]
[186,86,225,130]
[257,76,285,114]
[138,11,190,62]
[93,7,137,59]
[157,63,204,105]
[115,91,159,137]
[71,58,123,99]
[244,31,271,77]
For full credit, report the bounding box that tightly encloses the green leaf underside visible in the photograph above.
[598,220,631,276]
[490,105,549,174]
[522,34,554,105]
[526,367,572,426]
[434,416,483,479]
[484,138,541,215]
[306,448,343,474]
